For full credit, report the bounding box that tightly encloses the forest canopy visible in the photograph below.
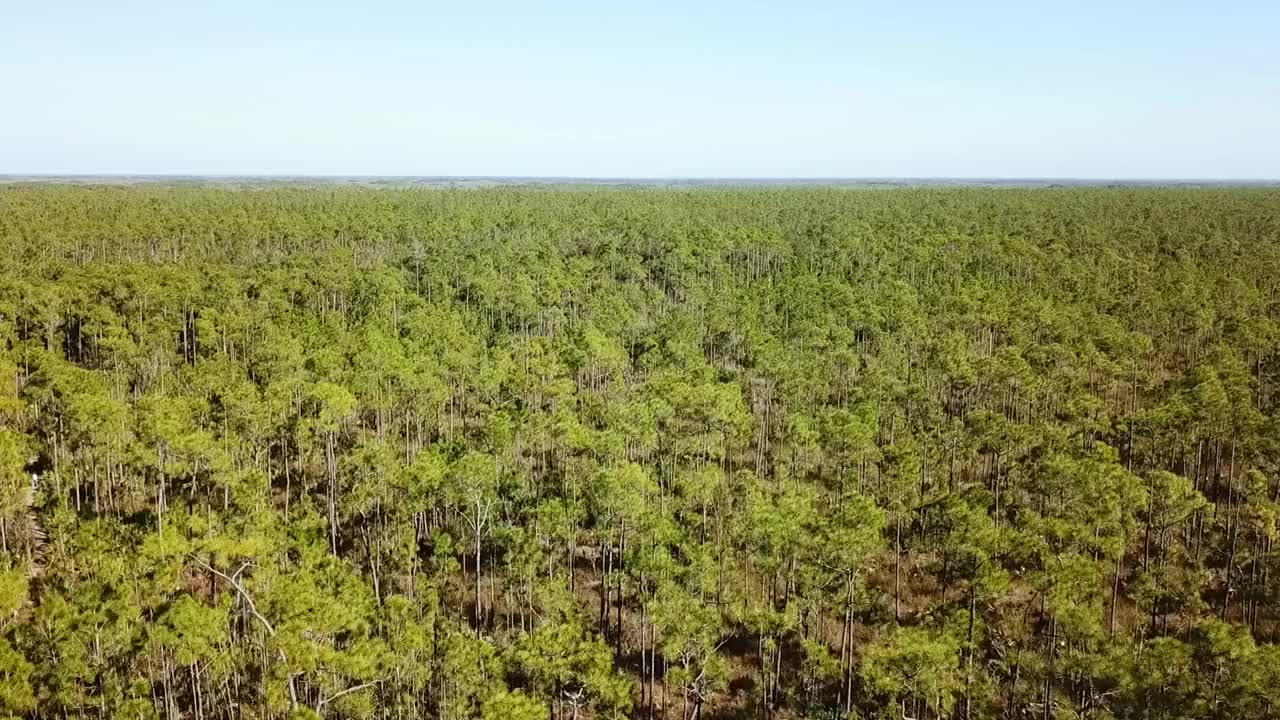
[0,185,1279,720]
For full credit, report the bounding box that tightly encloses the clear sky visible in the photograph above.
[2,0,1277,178]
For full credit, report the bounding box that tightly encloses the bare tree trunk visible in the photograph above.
[326,431,338,555]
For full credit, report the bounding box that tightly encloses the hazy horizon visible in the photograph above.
[2,174,1276,186]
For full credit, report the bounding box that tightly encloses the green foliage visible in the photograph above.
[861,625,964,718]
[0,185,1278,719]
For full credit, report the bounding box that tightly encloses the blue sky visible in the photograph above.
[1,0,1277,178]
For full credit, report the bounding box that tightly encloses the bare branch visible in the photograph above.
[194,558,276,637]
[318,681,379,712]
[193,556,300,712]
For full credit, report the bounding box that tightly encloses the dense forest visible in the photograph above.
[1,185,1279,720]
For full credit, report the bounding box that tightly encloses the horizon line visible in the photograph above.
[3,173,1278,184]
